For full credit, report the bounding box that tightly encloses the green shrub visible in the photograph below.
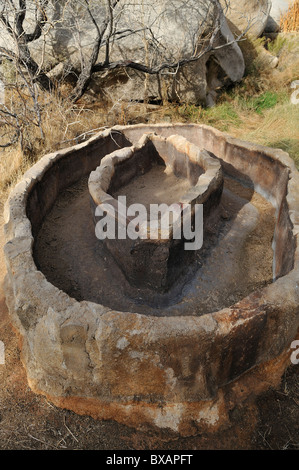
[240,91,280,114]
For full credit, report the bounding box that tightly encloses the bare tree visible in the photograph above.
[0,0,252,148]
[0,54,47,150]
[0,0,55,91]
[0,0,249,99]
[67,0,249,101]
[0,1,66,148]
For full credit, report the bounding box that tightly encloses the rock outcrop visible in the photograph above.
[0,0,246,106]
[220,0,271,38]
[90,0,245,105]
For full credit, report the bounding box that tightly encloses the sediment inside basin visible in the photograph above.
[113,163,191,210]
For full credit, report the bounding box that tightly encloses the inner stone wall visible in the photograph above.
[118,124,296,279]
[26,130,131,237]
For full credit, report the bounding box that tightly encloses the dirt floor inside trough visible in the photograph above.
[0,199,298,450]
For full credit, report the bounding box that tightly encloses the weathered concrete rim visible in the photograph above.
[3,122,299,435]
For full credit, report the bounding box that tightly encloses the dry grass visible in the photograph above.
[0,148,28,200]
[222,33,299,165]
[280,0,299,32]
[228,102,299,167]
[0,90,110,200]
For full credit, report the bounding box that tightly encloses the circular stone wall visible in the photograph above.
[3,123,299,436]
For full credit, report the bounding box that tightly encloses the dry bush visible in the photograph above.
[0,86,104,200]
[280,0,299,32]
[228,101,299,168]
[0,87,160,202]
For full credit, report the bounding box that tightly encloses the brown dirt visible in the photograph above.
[0,200,298,450]
[113,164,192,210]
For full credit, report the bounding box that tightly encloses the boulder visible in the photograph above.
[220,0,271,38]
[0,0,245,106]
[63,0,245,105]
[264,0,296,33]
[270,0,295,22]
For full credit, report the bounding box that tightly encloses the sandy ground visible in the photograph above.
[0,201,298,450]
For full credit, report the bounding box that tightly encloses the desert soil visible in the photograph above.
[0,200,298,450]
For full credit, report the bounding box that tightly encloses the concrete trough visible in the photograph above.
[3,123,299,436]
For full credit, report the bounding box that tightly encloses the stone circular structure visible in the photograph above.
[88,132,223,292]
[3,123,299,436]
